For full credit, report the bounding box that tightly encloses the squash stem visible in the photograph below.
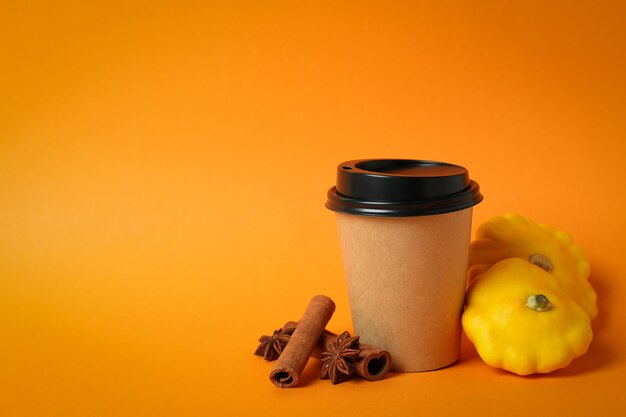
[529,253,553,272]
[527,294,551,312]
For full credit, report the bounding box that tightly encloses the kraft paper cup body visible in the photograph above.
[327,159,483,372]
[335,208,473,372]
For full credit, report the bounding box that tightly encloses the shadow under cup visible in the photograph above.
[326,159,483,372]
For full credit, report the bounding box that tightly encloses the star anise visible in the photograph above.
[254,327,295,361]
[320,331,360,384]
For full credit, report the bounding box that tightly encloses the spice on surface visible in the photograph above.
[320,331,360,384]
[254,327,295,361]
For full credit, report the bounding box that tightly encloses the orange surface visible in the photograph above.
[1,1,625,416]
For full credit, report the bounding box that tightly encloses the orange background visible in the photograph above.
[1,1,625,416]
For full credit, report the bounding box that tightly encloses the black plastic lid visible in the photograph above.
[326,159,483,217]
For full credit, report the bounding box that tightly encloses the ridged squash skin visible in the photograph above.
[468,213,597,318]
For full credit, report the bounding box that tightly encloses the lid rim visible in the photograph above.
[326,183,483,217]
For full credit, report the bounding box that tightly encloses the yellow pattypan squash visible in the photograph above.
[469,213,597,318]
[462,258,593,375]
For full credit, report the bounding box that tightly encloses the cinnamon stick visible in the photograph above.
[269,295,335,388]
[283,321,392,381]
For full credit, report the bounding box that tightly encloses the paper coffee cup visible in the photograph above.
[326,159,483,372]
